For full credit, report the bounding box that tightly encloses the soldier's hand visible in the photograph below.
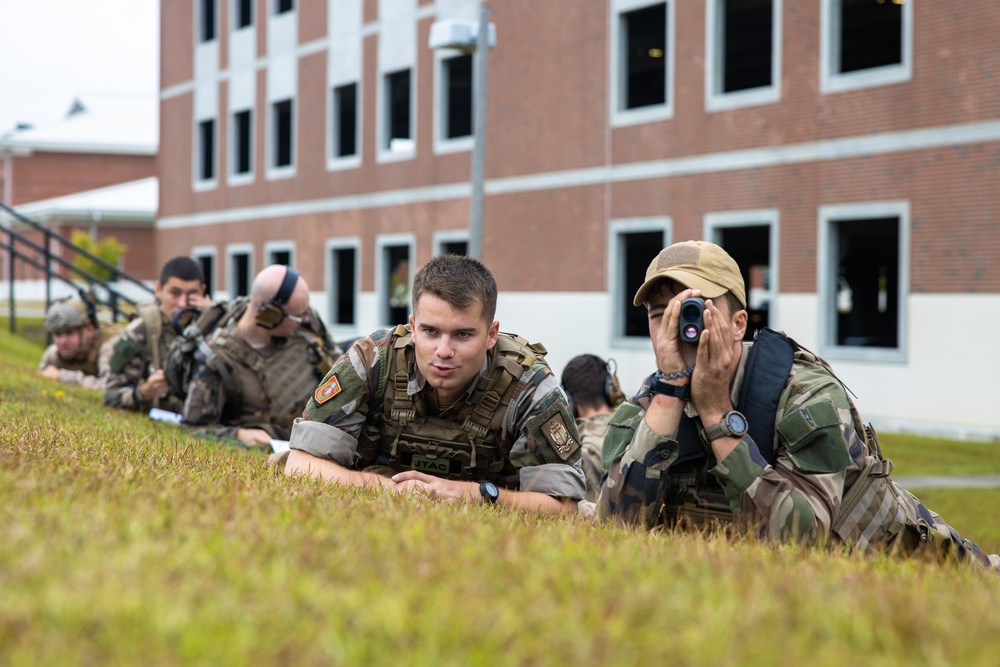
[40,365,61,381]
[690,298,740,420]
[391,470,477,502]
[139,369,169,401]
[188,293,213,311]
[236,427,273,447]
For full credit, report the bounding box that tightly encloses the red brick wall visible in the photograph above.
[10,153,155,206]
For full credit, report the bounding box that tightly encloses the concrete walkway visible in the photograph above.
[893,474,1000,489]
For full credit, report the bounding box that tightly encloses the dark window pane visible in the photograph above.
[200,0,216,42]
[445,54,473,139]
[236,0,253,28]
[386,69,411,149]
[623,231,665,337]
[333,83,357,157]
[623,3,666,110]
[273,99,293,167]
[198,119,215,180]
[270,250,291,266]
[276,0,294,15]
[839,0,902,73]
[198,256,214,295]
[234,109,251,174]
[834,218,899,348]
[722,0,772,92]
[233,254,250,297]
[332,248,356,325]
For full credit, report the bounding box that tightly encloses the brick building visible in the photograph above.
[156,0,1000,439]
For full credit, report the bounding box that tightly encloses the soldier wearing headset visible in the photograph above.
[181,264,340,448]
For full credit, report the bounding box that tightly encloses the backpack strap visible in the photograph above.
[736,328,795,466]
[137,302,163,371]
[198,338,243,420]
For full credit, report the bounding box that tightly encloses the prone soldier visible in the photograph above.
[104,256,209,413]
[38,295,121,391]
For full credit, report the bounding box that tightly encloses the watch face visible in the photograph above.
[481,481,500,502]
[727,412,748,435]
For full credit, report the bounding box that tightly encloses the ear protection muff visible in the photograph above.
[255,266,300,329]
[605,358,626,408]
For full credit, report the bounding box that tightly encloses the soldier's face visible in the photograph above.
[156,277,206,320]
[410,293,499,405]
[53,325,94,360]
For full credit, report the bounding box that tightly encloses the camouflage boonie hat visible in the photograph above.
[44,298,91,333]
[633,240,747,308]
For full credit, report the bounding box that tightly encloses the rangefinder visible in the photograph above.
[679,297,705,344]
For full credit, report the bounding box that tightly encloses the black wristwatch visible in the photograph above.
[701,410,749,443]
[479,480,500,504]
[650,375,691,402]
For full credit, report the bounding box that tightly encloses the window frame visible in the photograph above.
[820,0,913,94]
[230,108,254,182]
[194,117,217,189]
[376,234,416,327]
[192,245,218,299]
[818,201,910,363]
[609,0,675,128]
[326,237,361,330]
[379,68,416,162]
[705,0,782,112]
[608,216,672,346]
[434,50,474,155]
[329,81,361,169]
[225,243,255,299]
[268,97,296,178]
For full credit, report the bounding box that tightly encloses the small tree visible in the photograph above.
[70,230,127,283]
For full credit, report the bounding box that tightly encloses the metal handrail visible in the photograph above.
[1,201,155,333]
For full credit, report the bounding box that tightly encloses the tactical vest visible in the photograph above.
[55,323,121,376]
[135,301,165,371]
[356,326,546,488]
[204,318,333,435]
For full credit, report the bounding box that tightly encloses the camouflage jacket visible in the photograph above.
[38,323,121,391]
[577,412,612,503]
[289,327,587,500]
[181,315,338,444]
[104,304,185,413]
[597,336,1000,571]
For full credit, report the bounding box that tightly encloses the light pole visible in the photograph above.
[429,7,495,260]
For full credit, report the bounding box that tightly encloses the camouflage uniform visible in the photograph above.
[289,326,587,500]
[597,336,1000,572]
[37,323,121,391]
[578,412,612,503]
[104,303,184,413]
[181,307,338,445]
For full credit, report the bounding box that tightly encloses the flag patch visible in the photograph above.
[314,374,342,404]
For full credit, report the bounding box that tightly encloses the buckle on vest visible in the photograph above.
[462,418,489,440]
[391,408,416,425]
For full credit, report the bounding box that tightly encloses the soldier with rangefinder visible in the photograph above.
[597,240,999,572]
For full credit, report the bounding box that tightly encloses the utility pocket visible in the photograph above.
[831,455,906,552]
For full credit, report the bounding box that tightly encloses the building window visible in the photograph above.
[612,224,667,339]
[230,251,251,297]
[383,245,411,324]
[268,248,292,266]
[711,219,776,340]
[194,251,216,297]
[272,99,293,168]
[440,240,467,256]
[329,245,357,326]
[276,0,294,15]
[197,118,215,181]
[720,0,773,93]
[199,0,217,42]
[821,0,911,92]
[838,0,902,74]
[620,3,667,111]
[832,218,899,349]
[443,54,472,139]
[385,69,412,152]
[235,0,253,29]
[332,83,358,158]
[232,109,252,175]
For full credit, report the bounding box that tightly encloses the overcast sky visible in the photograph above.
[0,0,158,136]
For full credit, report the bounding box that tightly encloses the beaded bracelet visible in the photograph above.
[656,367,694,382]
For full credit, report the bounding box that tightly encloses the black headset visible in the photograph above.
[254,266,300,329]
[604,358,626,408]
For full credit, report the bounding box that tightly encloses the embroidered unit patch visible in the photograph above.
[314,374,342,404]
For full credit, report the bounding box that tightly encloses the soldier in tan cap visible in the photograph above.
[38,295,121,391]
[597,240,999,573]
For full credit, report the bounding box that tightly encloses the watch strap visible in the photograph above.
[650,378,691,402]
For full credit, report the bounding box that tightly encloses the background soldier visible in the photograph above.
[38,295,120,391]
[104,257,209,413]
[284,254,586,516]
[598,240,999,572]
[560,353,624,504]
[182,264,339,449]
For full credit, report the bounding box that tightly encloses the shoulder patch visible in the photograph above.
[541,412,580,462]
[314,374,343,404]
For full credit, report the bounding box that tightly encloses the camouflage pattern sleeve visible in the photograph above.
[180,348,239,441]
[711,359,859,542]
[505,362,587,501]
[103,317,150,411]
[289,334,384,465]
[38,345,59,372]
[596,401,680,527]
[577,413,612,502]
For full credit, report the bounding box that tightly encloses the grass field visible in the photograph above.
[2,328,999,666]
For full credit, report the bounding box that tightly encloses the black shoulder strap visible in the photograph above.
[737,328,795,466]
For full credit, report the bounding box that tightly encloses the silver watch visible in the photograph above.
[701,410,749,442]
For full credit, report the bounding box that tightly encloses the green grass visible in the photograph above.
[2,327,1000,666]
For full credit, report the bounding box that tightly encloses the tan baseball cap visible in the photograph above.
[44,298,91,333]
[633,240,747,308]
